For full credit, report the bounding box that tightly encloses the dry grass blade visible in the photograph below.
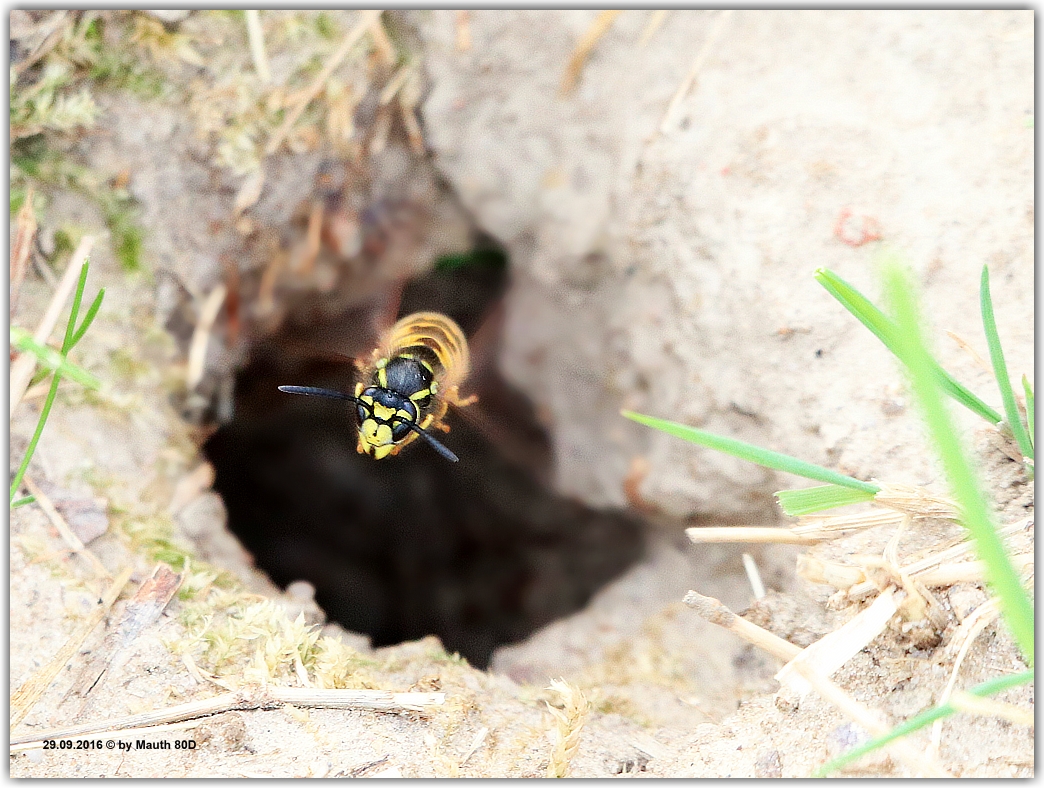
[10,236,95,418]
[186,284,227,390]
[681,589,946,775]
[945,329,993,374]
[658,9,733,134]
[11,186,38,316]
[930,598,1001,751]
[873,483,961,520]
[545,678,589,777]
[790,661,951,777]
[21,475,110,578]
[803,552,1033,595]
[10,566,133,730]
[244,10,271,85]
[948,691,1033,727]
[9,687,445,746]
[638,10,669,48]
[688,511,907,545]
[11,10,70,76]
[458,726,489,768]
[776,588,897,696]
[683,591,801,662]
[560,10,624,96]
[265,9,383,156]
[60,564,183,721]
[742,553,766,599]
[455,10,472,52]
[686,526,822,544]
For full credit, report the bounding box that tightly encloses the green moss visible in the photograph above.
[315,12,337,40]
[108,347,150,382]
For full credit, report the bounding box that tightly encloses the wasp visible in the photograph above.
[279,312,477,462]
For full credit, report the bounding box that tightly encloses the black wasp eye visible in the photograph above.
[356,405,367,425]
[391,420,411,441]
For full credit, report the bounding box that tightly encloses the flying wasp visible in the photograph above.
[279,311,477,462]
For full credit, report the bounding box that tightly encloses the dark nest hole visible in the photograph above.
[204,250,645,668]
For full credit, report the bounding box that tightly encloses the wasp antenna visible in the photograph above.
[278,385,360,403]
[405,421,459,462]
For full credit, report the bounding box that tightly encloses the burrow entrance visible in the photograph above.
[203,246,646,668]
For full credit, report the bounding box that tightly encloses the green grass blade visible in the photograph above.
[883,262,1033,664]
[11,496,36,508]
[775,484,877,516]
[62,258,92,354]
[69,287,105,350]
[813,668,1033,776]
[10,373,63,504]
[980,266,1033,462]
[1022,375,1033,450]
[10,328,101,389]
[621,411,880,494]
[815,268,1002,425]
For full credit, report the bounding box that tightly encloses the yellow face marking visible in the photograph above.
[395,409,414,424]
[372,402,395,421]
[360,418,395,459]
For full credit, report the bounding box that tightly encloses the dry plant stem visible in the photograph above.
[790,661,951,778]
[683,588,944,775]
[10,687,446,746]
[10,236,95,418]
[60,564,183,722]
[459,726,489,768]
[658,9,733,134]
[244,10,271,85]
[10,566,133,730]
[686,510,906,546]
[295,203,324,275]
[742,553,766,599]
[455,10,471,52]
[683,591,801,662]
[11,185,37,315]
[186,283,227,390]
[560,10,624,95]
[639,10,669,48]
[873,483,961,520]
[378,63,414,106]
[264,9,383,156]
[687,526,822,545]
[776,588,897,696]
[11,10,70,76]
[930,598,1002,751]
[21,475,110,579]
[948,691,1034,727]
[367,16,396,66]
[945,329,993,375]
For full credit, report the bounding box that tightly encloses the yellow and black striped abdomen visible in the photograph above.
[381,311,471,391]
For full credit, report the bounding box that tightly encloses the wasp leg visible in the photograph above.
[447,386,479,409]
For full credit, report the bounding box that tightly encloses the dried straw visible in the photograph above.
[10,567,133,730]
[545,678,589,777]
[10,236,95,418]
